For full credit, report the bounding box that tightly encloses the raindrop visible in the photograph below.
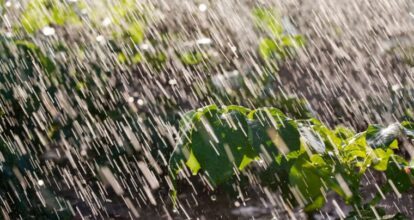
[127,96,135,103]
[198,3,208,12]
[38,179,45,186]
[137,99,144,106]
[13,2,20,9]
[102,18,112,26]
[210,195,217,201]
[5,32,12,38]
[96,35,105,43]
[41,26,55,36]
[141,43,150,50]
[196,37,212,45]
[169,79,177,85]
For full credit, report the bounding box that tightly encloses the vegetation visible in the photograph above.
[169,105,414,219]
[0,0,410,219]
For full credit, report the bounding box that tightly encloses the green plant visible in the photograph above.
[169,105,414,218]
[253,7,305,61]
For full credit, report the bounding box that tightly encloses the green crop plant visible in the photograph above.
[253,7,305,62]
[169,105,414,219]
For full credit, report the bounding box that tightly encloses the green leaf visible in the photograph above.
[224,105,251,115]
[310,154,360,204]
[126,22,144,43]
[281,35,306,48]
[334,126,356,140]
[247,107,286,120]
[180,52,204,65]
[293,35,306,47]
[386,155,412,192]
[289,155,325,211]
[190,108,252,185]
[20,0,81,33]
[178,110,196,133]
[372,148,393,171]
[238,155,254,170]
[185,150,201,175]
[248,109,301,161]
[169,135,190,175]
[366,124,401,149]
[259,38,281,59]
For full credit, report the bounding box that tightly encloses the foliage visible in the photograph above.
[253,7,305,61]
[169,105,414,218]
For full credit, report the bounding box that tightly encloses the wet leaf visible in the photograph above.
[190,108,251,185]
[289,155,325,211]
[386,155,412,192]
[366,124,401,149]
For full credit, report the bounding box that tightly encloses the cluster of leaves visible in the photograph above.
[253,7,305,61]
[169,105,414,218]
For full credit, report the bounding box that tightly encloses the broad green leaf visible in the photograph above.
[309,155,360,204]
[248,114,301,161]
[132,53,142,63]
[293,35,306,47]
[289,155,325,211]
[191,108,251,185]
[194,105,219,121]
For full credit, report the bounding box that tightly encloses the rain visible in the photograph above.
[1,0,414,219]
